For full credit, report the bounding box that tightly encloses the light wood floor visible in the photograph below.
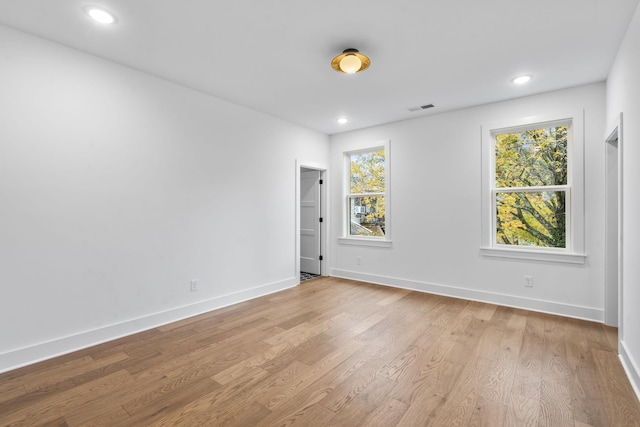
[1,277,639,426]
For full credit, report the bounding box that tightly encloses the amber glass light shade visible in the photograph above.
[331,49,370,74]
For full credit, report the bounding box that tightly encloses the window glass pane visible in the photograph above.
[349,196,385,237]
[496,191,566,248]
[350,150,385,194]
[495,126,567,188]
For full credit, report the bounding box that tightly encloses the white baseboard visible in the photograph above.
[0,277,298,374]
[620,340,640,403]
[330,269,604,322]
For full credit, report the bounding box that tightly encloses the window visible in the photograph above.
[481,114,585,263]
[340,141,391,246]
[495,125,568,248]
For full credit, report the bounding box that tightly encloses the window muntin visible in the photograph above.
[492,123,571,250]
[346,148,387,238]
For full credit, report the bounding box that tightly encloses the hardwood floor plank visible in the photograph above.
[537,316,574,427]
[393,306,488,425]
[41,416,69,427]
[515,311,545,379]
[506,393,539,427]
[117,377,222,426]
[376,287,412,306]
[380,343,421,383]
[326,375,397,426]
[511,372,542,401]
[1,277,638,427]
[397,393,446,426]
[275,311,322,330]
[467,396,507,427]
[147,389,270,426]
[124,374,218,415]
[161,330,274,380]
[264,321,321,347]
[255,340,365,410]
[259,333,335,373]
[254,343,383,427]
[0,382,25,405]
[264,402,336,427]
[0,355,97,403]
[23,352,129,394]
[359,397,408,426]
[77,405,130,427]
[80,328,164,361]
[392,291,446,315]
[320,310,436,414]
[537,378,574,427]
[480,336,522,404]
[386,325,452,406]
[570,365,607,427]
[564,318,595,369]
[491,305,515,322]
[318,358,383,414]
[426,357,492,427]
[592,348,640,427]
[474,318,506,361]
[346,312,387,337]
[475,302,499,322]
[212,342,293,385]
[62,370,191,425]
[1,369,132,426]
[601,325,618,351]
[502,309,527,343]
[144,362,271,425]
[581,321,617,353]
[432,297,470,328]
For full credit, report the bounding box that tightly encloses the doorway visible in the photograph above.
[300,169,321,276]
[295,161,327,283]
[605,114,623,328]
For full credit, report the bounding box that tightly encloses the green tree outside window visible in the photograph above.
[349,150,385,237]
[495,126,568,248]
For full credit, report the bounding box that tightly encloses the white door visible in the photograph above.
[300,170,321,275]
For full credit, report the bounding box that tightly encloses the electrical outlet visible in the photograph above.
[190,279,198,292]
[524,276,533,287]
[356,256,361,265]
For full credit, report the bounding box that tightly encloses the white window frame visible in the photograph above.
[338,140,391,247]
[480,112,586,264]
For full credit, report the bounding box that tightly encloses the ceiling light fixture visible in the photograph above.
[331,49,370,74]
[85,7,116,24]
[512,75,532,85]
[337,117,349,124]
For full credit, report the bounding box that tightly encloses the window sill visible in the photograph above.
[480,247,586,264]
[338,237,392,248]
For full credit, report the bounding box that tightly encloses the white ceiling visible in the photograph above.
[0,0,638,134]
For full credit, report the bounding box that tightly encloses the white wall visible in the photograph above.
[0,25,329,373]
[607,2,640,399]
[330,83,606,321]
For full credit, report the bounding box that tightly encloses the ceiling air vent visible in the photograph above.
[408,104,435,112]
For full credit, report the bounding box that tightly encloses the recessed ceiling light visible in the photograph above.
[512,75,532,85]
[337,117,349,124]
[85,7,116,24]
